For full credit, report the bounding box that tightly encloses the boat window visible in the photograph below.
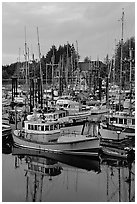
[50,125,53,130]
[119,118,123,124]
[124,119,127,125]
[31,125,33,130]
[132,119,135,125]
[64,104,68,108]
[115,118,118,123]
[110,118,114,122]
[28,124,30,130]
[59,113,62,118]
[54,124,58,130]
[35,125,37,130]
[38,125,41,131]
[45,126,49,131]
[63,113,65,117]
[41,125,44,131]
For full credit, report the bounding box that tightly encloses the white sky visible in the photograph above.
[2,1,135,65]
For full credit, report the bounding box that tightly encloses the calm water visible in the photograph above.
[2,142,135,202]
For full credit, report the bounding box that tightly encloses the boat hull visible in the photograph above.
[100,125,135,140]
[13,130,100,156]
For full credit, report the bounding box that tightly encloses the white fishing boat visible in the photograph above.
[13,110,100,156]
[13,129,100,156]
[56,97,107,123]
[100,111,135,140]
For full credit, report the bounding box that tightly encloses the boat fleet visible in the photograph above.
[2,78,135,160]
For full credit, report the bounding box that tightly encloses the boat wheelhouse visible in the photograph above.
[24,119,61,142]
[100,111,135,140]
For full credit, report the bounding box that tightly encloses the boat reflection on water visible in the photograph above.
[12,146,101,202]
[12,145,101,172]
[2,143,135,202]
[101,157,135,202]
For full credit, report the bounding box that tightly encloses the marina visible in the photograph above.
[2,2,135,202]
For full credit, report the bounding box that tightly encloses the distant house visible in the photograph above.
[73,61,107,91]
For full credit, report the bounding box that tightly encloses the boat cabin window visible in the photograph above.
[31,125,33,130]
[64,104,68,108]
[37,125,41,131]
[119,118,123,124]
[63,112,66,117]
[110,118,114,122]
[59,113,63,118]
[45,125,49,131]
[124,119,127,125]
[41,125,44,131]
[54,124,58,130]
[35,125,37,130]
[28,124,30,130]
[50,125,53,130]
[132,119,135,125]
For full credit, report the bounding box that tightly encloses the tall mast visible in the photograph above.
[76,40,80,91]
[37,27,43,86]
[71,44,74,90]
[119,9,124,106]
[27,47,30,87]
[37,27,43,108]
[129,39,132,115]
[113,39,116,86]
[66,41,69,91]
[24,26,28,87]
[52,45,55,87]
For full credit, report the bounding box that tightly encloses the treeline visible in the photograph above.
[2,43,78,82]
[2,37,135,87]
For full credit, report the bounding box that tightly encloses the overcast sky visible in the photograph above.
[2,1,135,65]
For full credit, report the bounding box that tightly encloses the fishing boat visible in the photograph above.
[99,111,135,140]
[56,97,92,121]
[100,146,135,160]
[13,114,100,157]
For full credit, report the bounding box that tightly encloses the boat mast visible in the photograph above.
[129,39,132,115]
[119,9,124,108]
[66,41,69,92]
[27,47,30,87]
[24,26,28,88]
[37,27,43,109]
[113,39,116,87]
[51,45,55,100]
[76,40,80,92]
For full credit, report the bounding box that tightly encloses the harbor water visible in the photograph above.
[2,139,135,202]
